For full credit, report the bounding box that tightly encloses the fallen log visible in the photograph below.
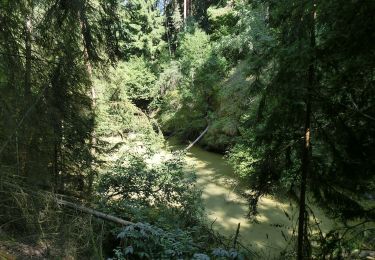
[56,198,133,226]
[185,126,209,150]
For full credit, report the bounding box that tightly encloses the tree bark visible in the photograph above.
[297,2,316,259]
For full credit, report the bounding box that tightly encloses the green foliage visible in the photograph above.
[208,1,274,64]
[158,3,264,151]
[0,0,113,193]
[112,57,158,101]
[177,28,212,77]
[97,152,202,225]
[1,0,374,257]
[228,144,259,179]
[306,221,375,259]
[158,27,230,146]
[207,6,238,41]
[157,28,213,137]
[227,0,375,220]
[188,0,224,30]
[113,223,199,259]
[155,60,183,96]
[171,2,183,32]
[94,62,164,155]
[117,0,166,60]
[112,223,246,259]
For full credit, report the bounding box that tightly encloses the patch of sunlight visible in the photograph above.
[145,151,172,166]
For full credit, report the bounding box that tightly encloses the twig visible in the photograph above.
[233,222,241,248]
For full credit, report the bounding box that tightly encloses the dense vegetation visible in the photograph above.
[0,0,374,259]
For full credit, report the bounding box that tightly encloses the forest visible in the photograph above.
[0,0,374,259]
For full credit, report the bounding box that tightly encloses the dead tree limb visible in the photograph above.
[185,126,209,150]
[56,198,133,226]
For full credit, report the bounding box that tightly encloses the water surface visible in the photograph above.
[168,141,333,257]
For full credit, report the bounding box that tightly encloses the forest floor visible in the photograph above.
[0,238,49,259]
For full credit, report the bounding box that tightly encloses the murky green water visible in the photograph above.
[169,140,333,257]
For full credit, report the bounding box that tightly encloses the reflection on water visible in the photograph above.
[168,140,333,257]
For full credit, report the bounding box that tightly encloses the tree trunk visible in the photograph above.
[79,4,96,195]
[164,0,172,56]
[22,1,33,177]
[183,0,188,25]
[188,0,192,17]
[184,0,188,21]
[297,2,316,259]
[24,15,32,97]
[22,0,34,97]
[297,97,311,260]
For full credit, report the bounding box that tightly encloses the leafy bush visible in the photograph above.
[112,223,246,260]
[113,223,199,259]
[110,57,158,101]
[97,151,202,226]
[177,28,212,77]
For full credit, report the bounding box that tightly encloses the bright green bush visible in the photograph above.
[97,151,202,226]
[110,57,158,101]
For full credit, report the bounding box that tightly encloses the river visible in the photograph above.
[169,142,333,257]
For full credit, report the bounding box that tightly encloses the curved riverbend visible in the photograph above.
[169,141,333,257]
[185,146,292,255]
